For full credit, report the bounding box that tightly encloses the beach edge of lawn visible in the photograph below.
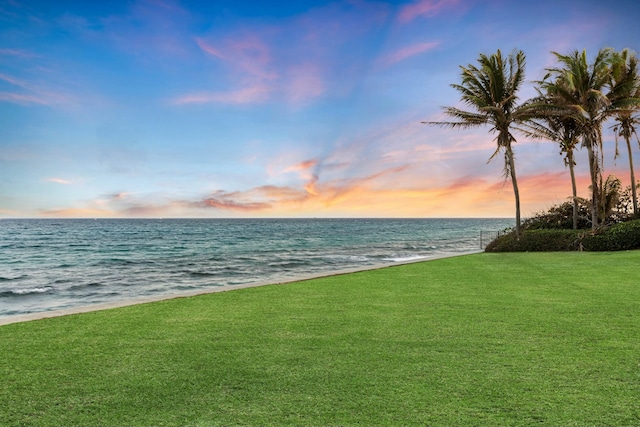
[0,250,483,326]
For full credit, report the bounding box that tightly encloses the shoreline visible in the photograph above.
[0,250,482,326]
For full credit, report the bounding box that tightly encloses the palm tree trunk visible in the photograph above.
[587,145,599,229]
[625,136,638,216]
[568,151,578,229]
[506,146,521,237]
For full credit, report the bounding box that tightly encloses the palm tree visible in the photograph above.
[424,49,531,237]
[541,48,615,230]
[519,92,581,228]
[610,49,640,216]
[601,175,622,222]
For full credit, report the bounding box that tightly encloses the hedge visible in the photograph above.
[581,219,640,251]
[485,219,640,252]
[485,229,582,252]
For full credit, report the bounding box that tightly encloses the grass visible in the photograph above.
[1,251,639,426]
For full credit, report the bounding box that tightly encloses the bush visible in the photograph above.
[485,229,582,252]
[581,219,640,251]
[522,201,591,230]
[486,219,640,252]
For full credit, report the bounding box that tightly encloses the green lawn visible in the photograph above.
[1,252,639,426]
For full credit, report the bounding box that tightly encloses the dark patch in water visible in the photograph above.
[0,287,54,297]
[0,275,28,282]
[68,282,104,291]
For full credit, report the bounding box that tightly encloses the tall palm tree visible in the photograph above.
[601,175,622,222]
[519,92,581,228]
[610,49,640,216]
[424,49,531,237]
[541,48,614,230]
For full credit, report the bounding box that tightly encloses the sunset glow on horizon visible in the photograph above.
[1,0,639,219]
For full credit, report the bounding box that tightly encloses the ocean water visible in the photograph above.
[0,218,512,318]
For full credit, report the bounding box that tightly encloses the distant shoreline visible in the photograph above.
[0,250,482,326]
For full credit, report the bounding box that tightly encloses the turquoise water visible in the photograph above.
[0,218,512,318]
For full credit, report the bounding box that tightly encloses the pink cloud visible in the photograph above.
[41,207,115,218]
[283,159,319,182]
[195,38,224,59]
[187,163,412,213]
[190,191,273,211]
[250,185,308,202]
[46,178,72,185]
[0,92,50,105]
[284,159,318,173]
[105,192,133,201]
[0,208,20,216]
[178,1,389,107]
[397,0,460,24]
[0,73,71,106]
[0,48,37,58]
[196,36,276,80]
[0,73,30,89]
[285,63,325,104]
[182,35,277,105]
[172,84,271,105]
[379,41,440,67]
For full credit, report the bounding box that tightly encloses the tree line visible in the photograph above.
[426,48,640,237]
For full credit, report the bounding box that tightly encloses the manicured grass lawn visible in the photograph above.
[1,251,639,426]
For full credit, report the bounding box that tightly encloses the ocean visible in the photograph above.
[0,218,513,319]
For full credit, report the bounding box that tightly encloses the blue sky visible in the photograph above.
[1,0,639,218]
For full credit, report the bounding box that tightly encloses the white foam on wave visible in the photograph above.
[11,287,53,295]
[383,255,430,263]
[325,255,370,262]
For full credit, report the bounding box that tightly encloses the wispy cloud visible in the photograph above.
[41,207,115,218]
[0,48,38,58]
[173,1,389,107]
[46,178,72,185]
[0,72,71,106]
[0,207,20,216]
[196,36,276,80]
[172,84,271,105]
[0,92,48,105]
[397,0,461,24]
[378,41,440,67]
[283,158,318,182]
[194,38,224,59]
[191,193,272,211]
[172,35,276,106]
[285,63,325,104]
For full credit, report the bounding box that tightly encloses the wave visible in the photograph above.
[183,265,245,278]
[55,263,77,269]
[93,258,155,266]
[382,255,430,263]
[187,271,220,277]
[0,275,28,282]
[68,282,104,291]
[0,287,54,297]
[324,254,371,263]
[268,259,312,269]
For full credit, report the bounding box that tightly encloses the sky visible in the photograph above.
[1,0,640,219]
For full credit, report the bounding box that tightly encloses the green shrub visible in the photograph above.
[485,229,582,252]
[486,219,640,252]
[522,201,591,230]
[581,219,640,251]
